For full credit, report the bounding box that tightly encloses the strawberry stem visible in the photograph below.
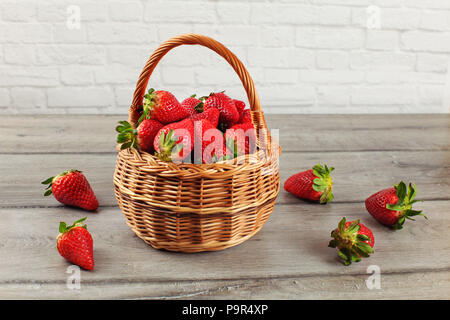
[155,129,180,162]
[386,181,426,230]
[116,120,139,150]
[311,163,334,204]
[329,217,374,266]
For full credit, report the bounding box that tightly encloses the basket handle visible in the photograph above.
[129,33,262,126]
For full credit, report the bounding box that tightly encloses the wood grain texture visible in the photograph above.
[1,114,449,153]
[1,151,448,207]
[1,271,448,299]
[0,114,448,300]
[0,201,447,285]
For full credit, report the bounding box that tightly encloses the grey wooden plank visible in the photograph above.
[267,114,450,152]
[1,271,448,299]
[1,114,448,153]
[0,201,447,288]
[0,150,448,207]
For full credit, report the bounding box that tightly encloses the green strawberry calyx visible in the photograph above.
[116,120,139,151]
[139,88,157,126]
[328,217,374,266]
[41,169,79,196]
[57,217,87,241]
[194,101,205,113]
[155,129,183,162]
[312,163,334,204]
[386,181,427,230]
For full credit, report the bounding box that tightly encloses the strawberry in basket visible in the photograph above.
[181,94,203,116]
[225,121,257,157]
[193,119,230,164]
[238,109,252,124]
[233,99,246,114]
[203,143,232,164]
[116,119,163,153]
[203,92,240,131]
[190,107,220,127]
[154,118,195,162]
[142,88,189,124]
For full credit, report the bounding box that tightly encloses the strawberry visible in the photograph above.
[154,118,194,162]
[203,92,239,129]
[238,109,252,124]
[204,143,232,164]
[190,107,220,127]
[233,99,246,113]
[329,217,374,266]
[284,164,334,204]
[42,170,98,211]
[225,122,257,157]
[116,119,163,153]
[142,88,188,124]
[57,217,94,270]
[365,181,426,230]
[192,119,226,164]
[181,94,203,116]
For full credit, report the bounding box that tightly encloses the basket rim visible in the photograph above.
[115,138,280,175]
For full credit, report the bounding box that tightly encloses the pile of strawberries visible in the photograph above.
[116,89,256,164]
[284,164,427,266]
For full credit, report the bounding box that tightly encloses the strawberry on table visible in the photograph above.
[154,118,195,162]
[284,164,334,204]
[57,217,94,270]
[42,170,98,211]
[116,119,163,153]
[328,217,374,266]
[365,181,426,230]
[142,88,188,124]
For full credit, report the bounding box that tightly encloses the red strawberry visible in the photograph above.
[181,95,202,116]
[142,88,188,124]
[203,92,239,128]
[57,217,94,270]
[238,109,252,124]
[42,170,98,211]
[233,99,246,113]
[365,181,426,230]
[190,107,220,127]
[203,143,232,164]
[192,119,226,164]
[116,119,163,153]
[284,164,334,204]
[329,217,374,266]
[154,118,194,162]
[225,122,257,157]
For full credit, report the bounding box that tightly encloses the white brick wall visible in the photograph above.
[0,0,449,114]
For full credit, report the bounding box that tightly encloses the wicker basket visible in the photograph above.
[114,34,280,252]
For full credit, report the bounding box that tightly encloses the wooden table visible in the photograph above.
[0,114,449,299]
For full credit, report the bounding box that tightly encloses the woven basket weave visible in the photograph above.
[114,34,281,252]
